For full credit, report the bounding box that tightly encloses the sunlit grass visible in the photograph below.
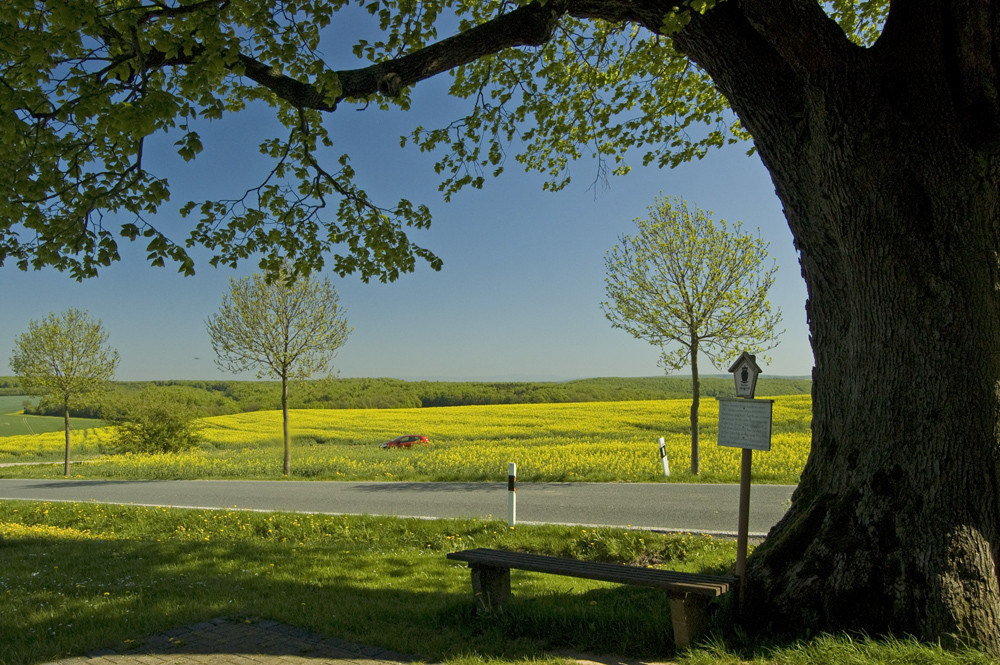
[0,396,811,484]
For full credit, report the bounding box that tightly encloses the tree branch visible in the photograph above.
[238,54,338,111]
[333,0,566,102]
[135,0,230,25]
[737,0,862,79]
[222,2,565,110]
[671,1,804,142]
[237,0,671,110]
[878,0,1000,148]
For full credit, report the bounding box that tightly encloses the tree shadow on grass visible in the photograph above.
[0,536,694,665]
[5,535,957,665]
[84,616,420,662]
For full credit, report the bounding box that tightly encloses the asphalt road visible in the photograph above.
[0,478,795,536]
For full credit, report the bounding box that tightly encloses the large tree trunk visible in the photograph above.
[676,1,1000,650]
[746,113,1000,647]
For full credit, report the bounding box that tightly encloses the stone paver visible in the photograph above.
[39,617,418,665]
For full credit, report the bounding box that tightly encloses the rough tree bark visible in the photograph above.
[675,0,1000,650]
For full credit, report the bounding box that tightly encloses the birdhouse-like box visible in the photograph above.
[729,352,762,398]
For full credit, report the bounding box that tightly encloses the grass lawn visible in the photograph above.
[0,502,991,665]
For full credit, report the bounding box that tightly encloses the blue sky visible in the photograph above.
[1,28,812,383]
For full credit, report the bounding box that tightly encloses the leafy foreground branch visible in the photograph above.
[0,502,992,665]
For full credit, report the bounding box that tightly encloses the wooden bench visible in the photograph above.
[447,547,735,648]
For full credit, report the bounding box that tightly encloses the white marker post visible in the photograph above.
[658,437,670,477]
[507,462,517,527]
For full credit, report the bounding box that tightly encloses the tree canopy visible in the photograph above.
[206,269,351,475]
[603,195,781,473]
[604,196,781,373]
[9,308,119,475]
[1,0,881,281]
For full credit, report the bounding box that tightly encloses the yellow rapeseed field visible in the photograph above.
[0,427,111,463]
[0,396,811,483]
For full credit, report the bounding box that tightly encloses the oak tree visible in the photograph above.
[603,196,781,474]
[5,0,1000,650]
[9,308,119,476]
[206,270,350,476]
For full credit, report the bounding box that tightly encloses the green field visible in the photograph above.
[0,395,100,437]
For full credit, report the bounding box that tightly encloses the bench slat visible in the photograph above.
[447,548,734,596]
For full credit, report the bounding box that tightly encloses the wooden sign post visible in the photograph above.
[719,352,772,611]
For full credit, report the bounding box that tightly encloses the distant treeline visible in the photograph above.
[1,375,811,418]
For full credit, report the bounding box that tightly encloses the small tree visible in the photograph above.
[603,196,782,474]
[101,388,202,454]
[9,308,119,476]
[206,270,350,476]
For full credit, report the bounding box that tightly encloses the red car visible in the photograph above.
[380,435,430,449]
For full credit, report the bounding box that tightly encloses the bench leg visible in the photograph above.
[669,592,710,649]
[469,563,511,611]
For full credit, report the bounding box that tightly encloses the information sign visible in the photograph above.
[717,398,773,451]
